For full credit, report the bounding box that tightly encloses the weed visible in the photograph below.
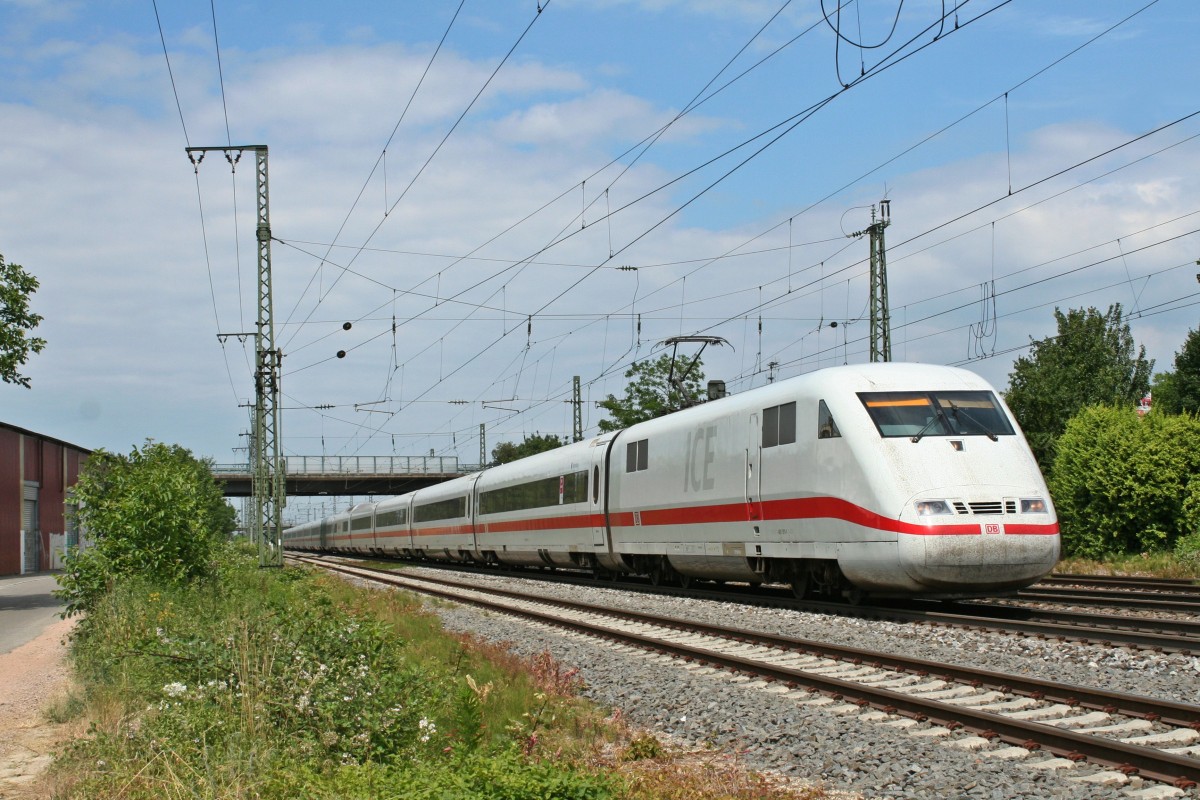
[1056,552,1200,579]
[621,732,666,761]
[43,689,87,724]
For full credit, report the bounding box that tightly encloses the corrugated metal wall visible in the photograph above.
[0,424,90,576]
[0,427,20,575]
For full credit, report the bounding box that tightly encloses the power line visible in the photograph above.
[152,2,246,405]
[283,0,1190,460]
[280,0,468,345]
[283,1,552,353]
[151,0,190,148]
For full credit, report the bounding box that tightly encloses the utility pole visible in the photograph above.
[572,376,583,442]
[191,144,285,567]
[850,200,892,362]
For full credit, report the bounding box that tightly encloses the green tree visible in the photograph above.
[56,441,237,617]
[1150,327,1200,415]
[491,432,566,465]
[0,253,46,388]
[596,353,705,433]
[1048,405,1200,558]
[1004,304,1152,471]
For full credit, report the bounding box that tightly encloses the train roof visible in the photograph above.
[618,362,996,437]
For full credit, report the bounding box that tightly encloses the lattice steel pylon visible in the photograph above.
[572,376,583,442]
[252,147,285,566]
[188,144,285,567]
[850,200,892,363]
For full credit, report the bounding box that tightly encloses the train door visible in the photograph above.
[747,413,762,522]
[589,445,607,548]
[404,498,415,552]
[467,474,482,554]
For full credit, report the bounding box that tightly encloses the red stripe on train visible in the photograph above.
[341,498,1058,540]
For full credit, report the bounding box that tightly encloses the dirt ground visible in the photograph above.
[0,616,80,799]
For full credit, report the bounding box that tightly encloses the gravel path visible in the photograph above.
[0,615,78,800]
[395,566,1200,800]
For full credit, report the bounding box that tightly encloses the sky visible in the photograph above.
[2,0,1199,507]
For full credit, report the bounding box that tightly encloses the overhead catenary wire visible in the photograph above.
[294,0,886,454]
[280,0,469,347]
[142,3,1190,465]
[281,0,858,399]
[274,0,1190,460]
[282,1,552,355]
[152,0,246,405]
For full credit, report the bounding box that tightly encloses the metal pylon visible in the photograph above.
[572,376,583,442]
[252,147,285,566]
[849,200,892,363]
[187,144,285,566]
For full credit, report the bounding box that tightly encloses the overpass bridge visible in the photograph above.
[213,456,473,498]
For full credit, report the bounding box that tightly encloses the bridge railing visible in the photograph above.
[211,455,462,475]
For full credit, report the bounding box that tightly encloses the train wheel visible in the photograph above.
[678,573,693,590]
[791,574,810,600]
[846,586,866,605]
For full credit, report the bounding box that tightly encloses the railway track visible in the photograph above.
[950,600,1200,650]
[1046,574,1200,593]
[1019,584,1200,615]
[302,553,1200,653]
[292,554,1200,790]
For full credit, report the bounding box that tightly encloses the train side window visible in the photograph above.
[778,401,796,445]
[818,400,841,439]
[762,402,796,447]
[762,405,779,448]
[626,439,648,472]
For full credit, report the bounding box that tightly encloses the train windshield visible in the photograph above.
[858,391,1015,440]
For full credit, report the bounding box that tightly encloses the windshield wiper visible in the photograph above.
[948,402,998,441]
[910,413,945,443]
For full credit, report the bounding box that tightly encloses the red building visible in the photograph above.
[0,422,90,575]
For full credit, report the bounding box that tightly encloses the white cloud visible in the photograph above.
[2,2,1198,475]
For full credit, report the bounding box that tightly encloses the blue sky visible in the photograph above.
[2,1,1198,505]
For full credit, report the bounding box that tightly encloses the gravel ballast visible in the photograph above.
[376,566,1200,799]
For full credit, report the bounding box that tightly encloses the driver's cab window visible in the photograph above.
[818,400,841,439]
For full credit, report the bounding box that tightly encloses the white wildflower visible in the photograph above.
[163,681,187,698]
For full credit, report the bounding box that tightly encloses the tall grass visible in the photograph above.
[53,548,828,799]
[56,555,609,798]
[1055,551,1200,579]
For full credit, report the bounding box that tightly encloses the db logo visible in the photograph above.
[984,523,1002,535]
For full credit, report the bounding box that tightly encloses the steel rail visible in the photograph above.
[955,600,1200,641]
[1017,587,1200,613]
[1047,574,1200,592]
[294,556,1200,788]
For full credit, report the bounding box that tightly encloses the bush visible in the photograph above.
[56,440,236,617]
[1049,406,1200,558]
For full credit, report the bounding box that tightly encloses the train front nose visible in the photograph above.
[897,494,1060,594]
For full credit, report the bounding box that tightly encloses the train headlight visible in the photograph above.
[915,500,952,516]
[1020,498,1048,514]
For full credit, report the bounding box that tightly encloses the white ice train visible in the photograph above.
[284,363,1060,600]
